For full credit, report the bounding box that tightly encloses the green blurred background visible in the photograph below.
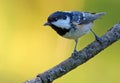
[0,0,120,83]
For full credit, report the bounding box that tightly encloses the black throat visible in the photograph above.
[50,25,70,36]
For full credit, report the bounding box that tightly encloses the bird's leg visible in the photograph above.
[73,39,78,55]
[90,29,103,43]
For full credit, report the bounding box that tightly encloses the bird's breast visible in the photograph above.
[63,22,93,39]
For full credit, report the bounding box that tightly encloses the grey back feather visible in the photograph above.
[71,11,106,25]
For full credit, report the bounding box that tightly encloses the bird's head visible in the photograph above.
[44,11,71,29]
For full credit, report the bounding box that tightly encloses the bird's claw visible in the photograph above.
[72,50,78,56]
[95,36,104,43]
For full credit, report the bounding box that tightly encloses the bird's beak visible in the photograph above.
[44,22,51,26]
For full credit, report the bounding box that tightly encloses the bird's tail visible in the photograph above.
[93,12,106,20]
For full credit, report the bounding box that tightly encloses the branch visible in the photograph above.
[25,23,120,83]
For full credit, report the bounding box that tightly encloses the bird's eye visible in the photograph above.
[55,18,58,21]
[63,16,66,19]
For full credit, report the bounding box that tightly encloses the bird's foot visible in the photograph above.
[95,35,104,43]
[72,50,78,56]
[90,29,104,43]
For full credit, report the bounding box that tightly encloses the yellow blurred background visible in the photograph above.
[0,0,120,83]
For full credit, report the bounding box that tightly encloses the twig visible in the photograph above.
[25,23,120,83]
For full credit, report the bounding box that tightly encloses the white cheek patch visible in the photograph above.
[52,16,71,29]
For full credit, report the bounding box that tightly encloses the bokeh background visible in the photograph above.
[0,0,120,83]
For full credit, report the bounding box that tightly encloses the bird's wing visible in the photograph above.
[70,11,84,25]
[71,11,105,25]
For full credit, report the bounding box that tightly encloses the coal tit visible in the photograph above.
[44,11,105,55]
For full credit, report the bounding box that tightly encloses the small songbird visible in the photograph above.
[44,11,105,55]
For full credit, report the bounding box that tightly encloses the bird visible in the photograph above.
[44,11,105,55]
